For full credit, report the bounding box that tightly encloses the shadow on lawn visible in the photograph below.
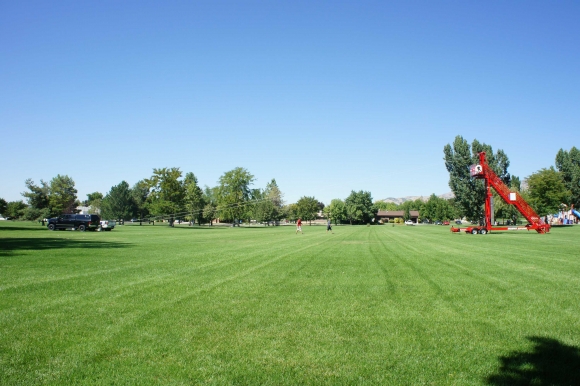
[171,226,227,230]
[0,237,130,256]
[486,336,580,385]
[171,225,282,230]
[0,226,47,232]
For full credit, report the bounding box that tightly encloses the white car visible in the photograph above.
[404,220,415,225]
[100,220,116,231]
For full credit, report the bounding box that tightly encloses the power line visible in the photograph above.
[139,197,278,222]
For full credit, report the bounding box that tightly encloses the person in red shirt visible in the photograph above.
[296,218,303,234]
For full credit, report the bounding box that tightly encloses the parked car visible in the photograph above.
[443,221,450,225]
[47,214,101,231]
[435,220,443,225]
[404,220,414,226]
[100,220,116,231]
[455,220,462,225]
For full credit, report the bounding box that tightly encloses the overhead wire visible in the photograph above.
[136,196,279,223]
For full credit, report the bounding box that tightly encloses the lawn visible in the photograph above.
[1,221,579,385]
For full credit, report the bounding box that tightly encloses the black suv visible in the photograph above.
[47,214,101,231]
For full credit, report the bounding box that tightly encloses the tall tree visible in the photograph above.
[0,198,7,217]
[183,172,205,225]
[254,179,284,225]
[444,136,512,221]
[421,194,437,221]
[203,203,216,226]
[345,190,376,224]
[85,192,103,214]
[217,167,254,225]
[202,186,219,225]
[555,147,580,207]
[526,167,570,216]
[145,167,185,220]
[131,180,150,224]
[101,181,136,221]
[21,179,50,220]
[249,188,268,224]
[282,203,298,222]
[48,175,78,215]
[295,196,319,225]
[324,199,347,225]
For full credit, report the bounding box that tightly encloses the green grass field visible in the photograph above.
[1,221,579,385]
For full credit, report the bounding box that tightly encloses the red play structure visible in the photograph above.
[451,152,550,235]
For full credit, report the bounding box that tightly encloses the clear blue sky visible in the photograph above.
[2,1,579,205]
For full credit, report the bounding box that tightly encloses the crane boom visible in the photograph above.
[468,152,550,234]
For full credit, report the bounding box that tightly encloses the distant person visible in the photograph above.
[296,218,303,234]
[326,218,333,233]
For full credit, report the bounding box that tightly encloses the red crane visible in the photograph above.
[451,152,550,234]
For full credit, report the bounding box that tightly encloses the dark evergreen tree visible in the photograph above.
[101,181,136,221]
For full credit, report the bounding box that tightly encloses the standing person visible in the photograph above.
[296,218,303,234]
[326,218,333,233]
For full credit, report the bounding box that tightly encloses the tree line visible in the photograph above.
[2,137,578,224]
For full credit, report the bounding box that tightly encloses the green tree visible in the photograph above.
[202,186,219,225]
[217,167,255,226]
[183,172,205,225]
[420,194,457,222]
[21,179,50,220]
[555,147,580,207]
[526,167,570,216]
[253,179,284,225]
[324,199,347,225]
[85,192,103,214]
[6,201,27,219]
[145,167,185,221]
[282,203,298,222]
[444,136,512,221]
[374,201,398,211]
[421,194,437,221]
[131,180,150,224]
[48,175,78,216]
[295,196,319,225]
[101,181,136,221]
[202,203,216,226]
[404,207,411,221]
[0,198,7,216]
[345,190,376,224]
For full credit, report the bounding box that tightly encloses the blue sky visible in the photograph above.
[2,1,579,205]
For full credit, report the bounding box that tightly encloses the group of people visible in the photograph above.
[295,218,334,234]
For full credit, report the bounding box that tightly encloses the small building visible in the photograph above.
[376,210,420,223]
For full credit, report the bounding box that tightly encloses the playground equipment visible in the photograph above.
[451,152,550,235]
[552,204,580,225]
[573,205,580,221]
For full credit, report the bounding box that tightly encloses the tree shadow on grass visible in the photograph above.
[486,336,580,385]
[0,237,131,257]
[171,226,227,230]
[171,225,282,230]
[0,226,48,231]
